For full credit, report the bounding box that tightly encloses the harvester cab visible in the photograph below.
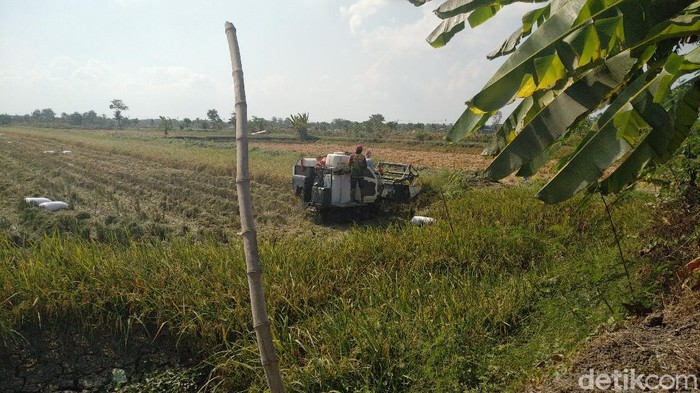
[292,151,420,210]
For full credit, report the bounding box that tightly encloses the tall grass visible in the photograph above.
[0,183,657,392]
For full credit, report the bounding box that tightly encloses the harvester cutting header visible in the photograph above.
[292,146,420,210]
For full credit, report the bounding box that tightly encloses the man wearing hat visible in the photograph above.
[348,145,367,203]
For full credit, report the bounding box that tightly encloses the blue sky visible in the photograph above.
[0,0,531,123]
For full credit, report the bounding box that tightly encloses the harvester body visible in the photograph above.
[292,152,420,209]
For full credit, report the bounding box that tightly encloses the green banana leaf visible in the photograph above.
[481,95,536,155]
[447,108,493,142]
[483,50,637,179]
[427,14,470,48]
[433,0,549,20]
[516,140,562,177]
[487,4,552,59]
[463,1,698,159]
[599,79,700,194]
[598,52,700,194]
[470,0,694,113]
[487,27,526,60]
[534,52,692,203]
[468,5,502,28]
[468,0,589,112]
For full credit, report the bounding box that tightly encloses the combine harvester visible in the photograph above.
[292,151,420,214]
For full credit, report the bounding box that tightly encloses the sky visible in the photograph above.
[0,0,533,124]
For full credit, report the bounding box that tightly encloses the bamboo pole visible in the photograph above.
[224,21,286,393]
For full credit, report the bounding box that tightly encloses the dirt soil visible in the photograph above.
[0,323,202,392]
[529,290,700,392]
[251,141,492,171]
[251,141,557,186]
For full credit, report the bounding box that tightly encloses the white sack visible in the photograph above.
[410,216,435,226]
[24,197,52,205]
[39,201,69,212]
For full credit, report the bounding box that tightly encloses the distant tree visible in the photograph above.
[98,113,111,128]
[288,113,310,140]
[183,118,192,130]
[314,121,330,132]
[331,118,354,131]
[415,130,429,141]
[207,109,224,130]
[369,113,385,123]
[250,116,266,132]
[0,114,11,125]
[68,112,83,126]
[131,118,139,128]
[159,116,174,136]
[31,109,41,120]
[83,110,98,125]
[366,113,385,132]
[109,99,129,128]
[41,108,55,121]
[228,112,236,128]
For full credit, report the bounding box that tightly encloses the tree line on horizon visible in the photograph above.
[0,104,462,136]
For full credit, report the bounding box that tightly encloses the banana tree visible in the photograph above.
[411,0,700,203]
[288,112,310,140]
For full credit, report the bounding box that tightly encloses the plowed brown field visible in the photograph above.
[251,142,492,171]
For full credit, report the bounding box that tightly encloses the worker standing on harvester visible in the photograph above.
[349,145,367,203]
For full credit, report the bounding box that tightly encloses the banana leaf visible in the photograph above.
[483,50,637,179]
[487,3,552,59]
[534,49,699,203]
[598,52,700,194]
[433,0,549,20]
[427,14,470,48]
[470,0,694,113]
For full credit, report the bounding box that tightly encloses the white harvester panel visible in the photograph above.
[324,173,352,204]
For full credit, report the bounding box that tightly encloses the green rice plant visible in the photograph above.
[0,126,666,392]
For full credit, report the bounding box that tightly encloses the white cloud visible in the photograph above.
[331,2,537,122]
[113,0,142,8]
[340,0,393,34]
[135,66,213,90]
[72,59,118,84]
[0,56,219,118]
[358,6,435,58]
[0,2,543,122]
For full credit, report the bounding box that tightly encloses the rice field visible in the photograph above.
[0,126,664,392]
[0,127,327,242]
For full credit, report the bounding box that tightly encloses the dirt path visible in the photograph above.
[251,141,493,171]
[529,290,700,392]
